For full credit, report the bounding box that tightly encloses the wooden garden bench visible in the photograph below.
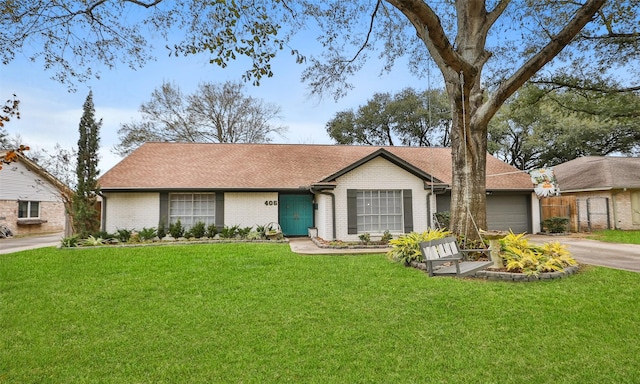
[420,237,493,277]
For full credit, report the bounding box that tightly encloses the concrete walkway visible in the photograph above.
[3,232,640,273]
[290,235,640,273]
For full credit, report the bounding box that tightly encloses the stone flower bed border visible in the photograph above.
[409,261,580,282]
[473,265,581,281]
[310,237,392,250]
[60,237,289,249]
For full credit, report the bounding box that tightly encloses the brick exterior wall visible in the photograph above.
[103,192,160,233]
[314,193,332,240]
[332,157,430,242]
[0,200,66,236]
[225,192,278,230]
[573,189,640,231]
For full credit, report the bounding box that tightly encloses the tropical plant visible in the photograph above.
[60,235,79,248]
[219,225,240,239]
[82,235,106,247]
[255,224,266,239]
[387,228,450,265]
[499,231,577,276]
[245,231,264,240]
[138,227,157,241]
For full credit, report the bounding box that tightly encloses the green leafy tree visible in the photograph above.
[72,91,101,237]
[114,80,286,156]
[490,82,640,170]
[4,1,639,238]
[327,88,450,147]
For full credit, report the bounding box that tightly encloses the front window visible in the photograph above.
[169,193,215,229]
[18,201,40,219]
[356,190,403,233]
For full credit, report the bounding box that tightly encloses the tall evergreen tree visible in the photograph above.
[72,91,101,236]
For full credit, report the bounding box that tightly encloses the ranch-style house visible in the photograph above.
[97,142,540,241]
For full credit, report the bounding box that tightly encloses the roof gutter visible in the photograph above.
[308,184,336,240]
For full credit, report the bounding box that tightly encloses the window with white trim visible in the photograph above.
[169,193,215,229]
[356,190,403,232]
[18,201,40,219]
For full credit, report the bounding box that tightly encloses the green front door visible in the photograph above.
[279,194,314,236]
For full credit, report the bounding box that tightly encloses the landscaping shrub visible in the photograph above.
[138,227,157,241]
[190,221,206,239]
[115,228,132,243]
[169,219,185,239]
[433,211,450,229]
[237,226,253,239]
[499,231,578,276]
[255,224,266,239]
[245,231,263,240]
[219,225,240,239]
[157,220,167,239]
[542,216,569,233]
[82,235,107,247]
[358,232,371,244]
[387,228,450,264]
[60,235,80,248]
[381,230,393,244]
[206,224,218,239]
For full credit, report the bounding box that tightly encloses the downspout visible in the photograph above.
[309,187,336,240]
[97,192,107,232]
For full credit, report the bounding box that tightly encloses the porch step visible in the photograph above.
[432,261,494,277]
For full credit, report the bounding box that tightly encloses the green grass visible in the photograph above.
[2,243,640,383]
[589,229,640,244]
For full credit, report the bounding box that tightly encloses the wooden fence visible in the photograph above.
[540,195,578,232]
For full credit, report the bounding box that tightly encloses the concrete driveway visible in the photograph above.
[0,232,64,254]
[527,234,640,273]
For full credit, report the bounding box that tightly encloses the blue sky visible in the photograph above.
[1,30,437,174]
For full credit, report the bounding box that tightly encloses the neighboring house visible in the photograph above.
[553,156,640,231]
[97,142,539,241]
[0,152,72,236]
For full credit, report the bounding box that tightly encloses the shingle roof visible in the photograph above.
[98,142,533,191]
[553,156,640,191]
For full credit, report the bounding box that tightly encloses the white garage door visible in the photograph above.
[487,195,530,233]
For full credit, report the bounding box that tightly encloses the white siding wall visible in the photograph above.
[0,161,63,202]
[225,192,278,229]
[104,192,160,233]
[0,160,68,236]
[333,157,429,242]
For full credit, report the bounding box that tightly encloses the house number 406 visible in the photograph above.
[264,200,278,206]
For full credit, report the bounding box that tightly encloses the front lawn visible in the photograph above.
[589,229,640,244]
[2,243,639,383]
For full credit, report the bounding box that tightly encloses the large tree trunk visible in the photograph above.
[390,0,607,240]
[445,70,488,240]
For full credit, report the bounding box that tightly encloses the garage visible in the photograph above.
[486,194,531,234]
[436,193,531,234]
